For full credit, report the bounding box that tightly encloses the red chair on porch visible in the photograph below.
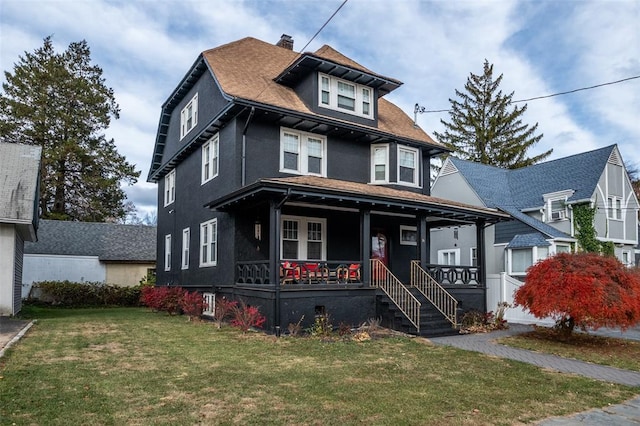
[302,263,328,284]
[280,262,300,284]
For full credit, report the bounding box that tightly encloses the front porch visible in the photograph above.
[207,176,508,336]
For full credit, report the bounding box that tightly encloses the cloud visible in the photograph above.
[1,0,638,218]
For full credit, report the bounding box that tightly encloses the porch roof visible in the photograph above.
[206,176,510,225]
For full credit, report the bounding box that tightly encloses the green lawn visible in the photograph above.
[1,306,638,425]
[499,326,640,372]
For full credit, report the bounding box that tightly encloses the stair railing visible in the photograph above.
[410,260,458,327]
[370,259,421,333]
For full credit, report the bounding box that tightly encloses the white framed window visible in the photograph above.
[508,246,549,275]
[371,144,389,183]
[608,196,622,220]
[181,228,190,270]
[164,169,175,207]
[279,128,326,176]
[200,219,218,267]
[555,244,571,254]
[470,247,478,266]
[398,146,419,186]
[400,225,417,246]
[164,234,172,271]
[438,249,460,265]
[202,134,219,184]
[180,93,198,139]
[547,198,567,222]
[622,251,631,266]
[281,215,326,260]
[318,73,373,119]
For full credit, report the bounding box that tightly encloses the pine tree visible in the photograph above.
[0,36,139,221]
[434,60,551,169]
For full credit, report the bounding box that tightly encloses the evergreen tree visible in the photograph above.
[0,36,139,222]
[434,60,551,169]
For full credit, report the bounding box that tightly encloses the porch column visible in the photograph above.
[417,215,429,266]
[269,200,282,335]
[476,219,487,312]
[361,209,371,285]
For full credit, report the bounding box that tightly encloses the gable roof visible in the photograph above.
[0,142,41,241]
[447,144,618,211]
[148,36,444,181]
[24,220,156,263]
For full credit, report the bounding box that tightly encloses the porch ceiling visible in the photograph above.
[206,176,510,225]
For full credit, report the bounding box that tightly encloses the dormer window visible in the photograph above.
[543,190,573,223]
[548,199,567,222]
[318,73,373,119]
[180,93,198,140]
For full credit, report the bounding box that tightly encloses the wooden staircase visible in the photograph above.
[376,288,461,337]
[371,259,461,337]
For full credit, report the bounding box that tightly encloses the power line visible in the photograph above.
[512,75,640,103]
[416,74,640,114]
[299,0,349,53]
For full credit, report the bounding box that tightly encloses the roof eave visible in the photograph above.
[274,54,402,97]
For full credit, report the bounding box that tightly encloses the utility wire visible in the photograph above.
[512,75,640,103]
[416,74,640,114]
[299,0,349,53]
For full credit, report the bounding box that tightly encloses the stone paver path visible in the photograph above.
[429,324,640,425]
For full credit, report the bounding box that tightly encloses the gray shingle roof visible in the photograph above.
[450,145,615,211]
[24,220,156,262]
[0,143,41,225]
[506,233,552,249]
[448,145,618,240]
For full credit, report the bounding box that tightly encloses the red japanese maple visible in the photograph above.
[514,253,640,336]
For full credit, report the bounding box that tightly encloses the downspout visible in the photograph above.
[241,107,255,186]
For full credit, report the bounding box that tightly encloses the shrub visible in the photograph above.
[140,286,184,315]
[213,297,237,328]
[34,281,141,307]
[514,253,640,338]
[287,315,304,336]
[307,313,333,337]
[230,300,266,332]
[180,290,207,320]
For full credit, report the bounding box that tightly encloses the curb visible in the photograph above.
[0,321,35,358]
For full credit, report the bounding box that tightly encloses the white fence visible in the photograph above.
[486,273,554,326]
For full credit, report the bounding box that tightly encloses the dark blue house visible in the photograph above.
[147,35,507,336]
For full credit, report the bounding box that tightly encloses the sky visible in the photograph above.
[1,0,639,219]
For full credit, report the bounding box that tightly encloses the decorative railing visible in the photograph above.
[370,259,421,333]
[423,264,480,285]
[237,261,271,285]
[236,260,362,286]
[410,261,458,327]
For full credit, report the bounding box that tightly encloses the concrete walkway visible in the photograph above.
[430,324,640,425]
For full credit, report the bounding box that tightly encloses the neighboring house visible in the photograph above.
[23,220,156,294]
[636,224,640,267]
[0,142,41,316]
[431,144,640,279]
[147,34,508,336]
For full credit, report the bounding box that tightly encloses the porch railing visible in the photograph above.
[423,264,480,285]
[370,259,421,333]
[237,261,271,285]
[410,261,458,327]
[236,260,362,285]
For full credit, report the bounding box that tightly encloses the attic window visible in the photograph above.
[318,73,373,119]
[180,93,198,140]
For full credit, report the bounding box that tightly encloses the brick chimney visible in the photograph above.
[276,34,294,50]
